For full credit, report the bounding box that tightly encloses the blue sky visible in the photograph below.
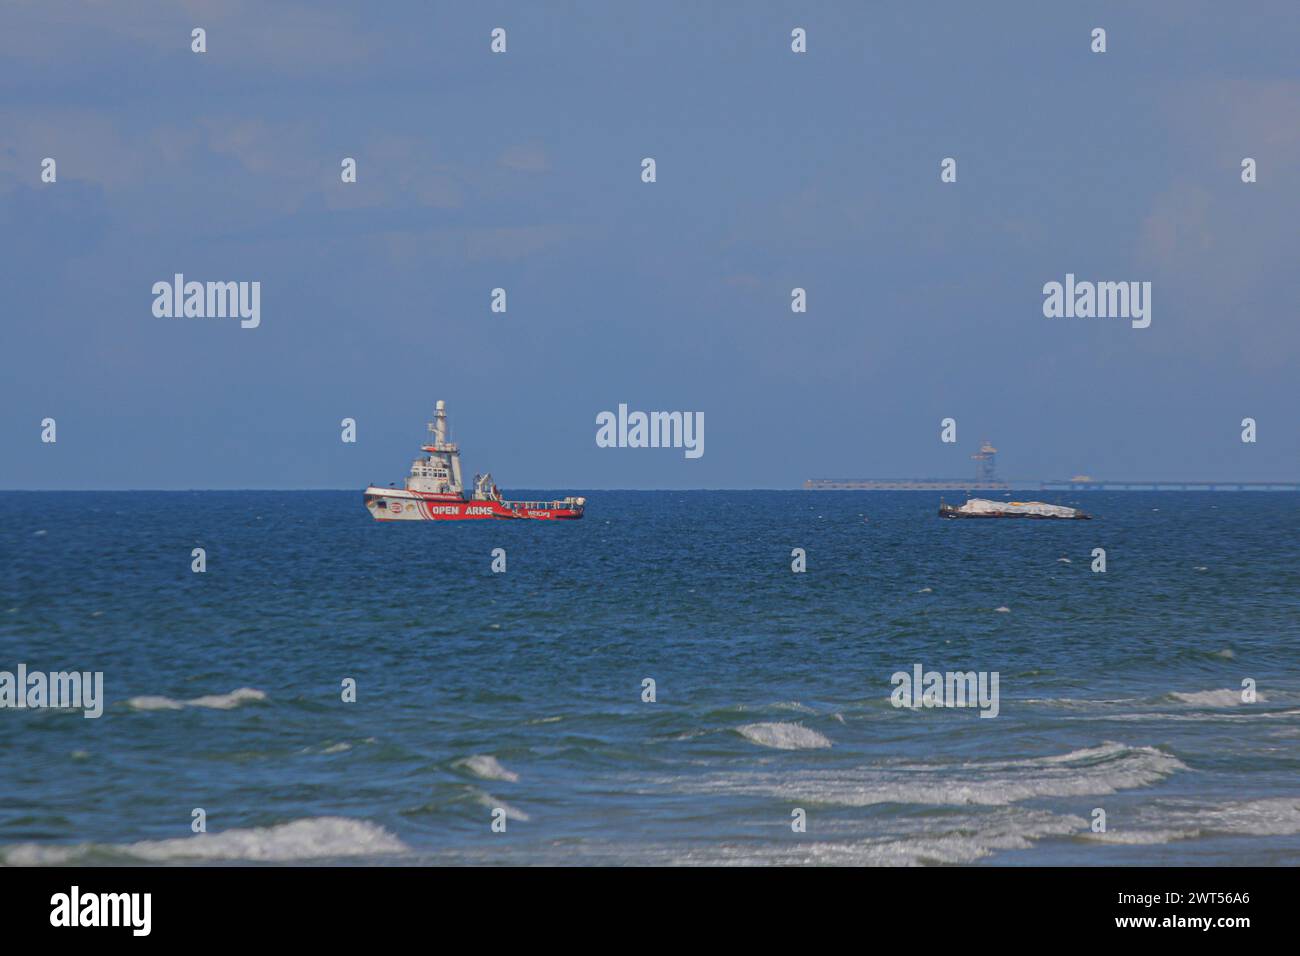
[2,1,1298,489]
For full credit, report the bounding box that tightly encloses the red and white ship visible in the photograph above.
[364,401,585,521]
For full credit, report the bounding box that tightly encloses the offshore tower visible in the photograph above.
[803,438,1010,490]
[971,440,998,483]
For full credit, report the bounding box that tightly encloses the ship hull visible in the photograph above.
[364,487,583,521]
[939,510,1091,520]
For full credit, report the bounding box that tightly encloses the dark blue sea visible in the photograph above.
[2,491,1297,866]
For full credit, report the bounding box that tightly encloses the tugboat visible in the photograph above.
[939,498,1091,520]
[364,401,585,521]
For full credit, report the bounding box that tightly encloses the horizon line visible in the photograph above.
[1,485,1297,493]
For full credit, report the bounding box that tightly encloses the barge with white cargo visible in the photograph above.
[939,498,1091,520]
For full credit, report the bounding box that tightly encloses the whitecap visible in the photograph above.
[1084,828,1199,845]
[127,688,267,711]
[736,722,832,750]
[126,696,184,711]
[552,808,1084,866]
[1170,688,1265,707]
[768,701,817,714]
[1,817,407,865]
[673,741,1182,807]
[733,808,1083,866]
[186,688,267,709]
[476,794,530,822]
[1084,798,1300,844]
[459,755,520,783]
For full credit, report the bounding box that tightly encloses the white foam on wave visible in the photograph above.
[754,808,1083,866]
[1,816,407,865]
[1084,828,1199,845]
[534,807,1085,866]
[1170,688,1266,707]
[766,700,817,714]
[187,688,267,709]
[1192,798,1300,836]
[674,741,1183,807]
[459,755,520,782]
[735,722,832,750]
[475,793,530,822]
[1085,797,1300,845]
[1093,708,1297,724]
[127,688,267,711]
[865,808,1084,865]
[1022,696,1140,707]
[125,696,184,711]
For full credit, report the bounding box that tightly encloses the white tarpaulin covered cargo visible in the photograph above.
[954,498,1082,518]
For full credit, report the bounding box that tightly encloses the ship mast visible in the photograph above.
[432,400,449,446]
[408,399,463,496]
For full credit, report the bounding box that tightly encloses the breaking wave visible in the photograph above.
[126,688,267,711]
[1085,798,1300,845]
[496,807,1086,866]
[673,741,1183,806]
[475,793,530,822]
[1169,688,1265,707]
[458,755,520,782]
[1,816,406,865]
[735,722,832,750]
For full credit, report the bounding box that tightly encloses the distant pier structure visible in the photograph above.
[804,439,1300,491]
[972,440,998,483]
[804,438,1011,491]
[1039,478,1300,492]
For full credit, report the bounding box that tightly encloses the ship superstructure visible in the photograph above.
[364,401,585,521]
